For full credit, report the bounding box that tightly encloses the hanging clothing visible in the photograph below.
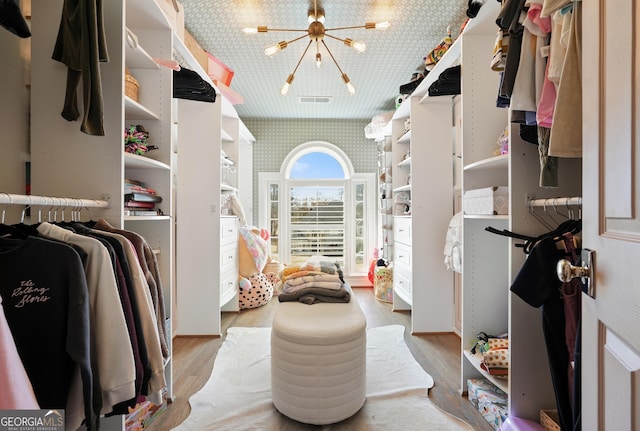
[536,44,557,128]
[0,236,96,431]
[497,0,527,99]
[549,2,582,157]
[75,224,146,400]
[0,0,31,38]
[511,235,580,431]
[537,126,559,187]
[37,222,136,415]
[511,0,551,112]
[93,219,169,359]
[52,0,109,136]
[88,228,166,402]
[0,295,39,409]
[541,0,572,17]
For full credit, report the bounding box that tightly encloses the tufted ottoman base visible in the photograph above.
[271,298,367,425]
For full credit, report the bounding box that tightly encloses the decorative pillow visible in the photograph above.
[239,273,274,309]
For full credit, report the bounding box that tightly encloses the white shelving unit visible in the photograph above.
[172,31,255,335]
[30,0,176,428]
[451,0,584,423]
[379,0,582,422]
[388,54,456,333]
[376,135,394,261]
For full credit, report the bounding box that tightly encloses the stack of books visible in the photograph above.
[124,179,163,216]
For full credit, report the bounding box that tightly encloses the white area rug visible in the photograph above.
[171,325,474,430]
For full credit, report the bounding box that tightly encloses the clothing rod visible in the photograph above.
[0,193,109,208]
[528,196,582,207]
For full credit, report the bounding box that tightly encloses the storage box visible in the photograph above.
[467,378,507,408]
[159,0,184,39]
[183,29,208,73]
[214,80,244,105]
[467,378,508,431]
[207,53,235,87]
[463,186,509,215]
[478,398,508,431]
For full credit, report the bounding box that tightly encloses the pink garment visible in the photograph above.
[0,297,40,409]
[536,45,557,128]
[526,3,552,35]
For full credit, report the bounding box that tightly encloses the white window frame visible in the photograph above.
[258,142,376,285]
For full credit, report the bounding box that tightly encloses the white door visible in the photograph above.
[582,1,640,429]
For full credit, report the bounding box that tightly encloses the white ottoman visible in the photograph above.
[271,299,367,425]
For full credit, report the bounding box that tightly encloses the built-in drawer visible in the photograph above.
[395,242,412,268]
[393,267,412,305]
[220,271,237,308]
[394,216,411,245]
[220,242,237,274]
[220,216,238,245]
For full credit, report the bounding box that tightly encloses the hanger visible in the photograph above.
[486,197,582,254]
[20,195,32,224]
[552,198,569,220]
[1,192,11,224]
[0,194,26,239]
[5,195,38,238]
[527,198,555,230]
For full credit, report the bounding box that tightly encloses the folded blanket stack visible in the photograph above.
[278,261,351,304]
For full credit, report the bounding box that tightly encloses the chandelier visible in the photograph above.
[242,0,389,95]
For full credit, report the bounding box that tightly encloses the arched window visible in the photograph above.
[289,152,345,179]
[259,142,374,284]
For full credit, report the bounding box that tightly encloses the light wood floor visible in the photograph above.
[147,287,494,430]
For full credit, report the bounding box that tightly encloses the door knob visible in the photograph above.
[556,249,596,298]
[557,260,588,281]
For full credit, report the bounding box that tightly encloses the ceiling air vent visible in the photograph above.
[298,96,332,104]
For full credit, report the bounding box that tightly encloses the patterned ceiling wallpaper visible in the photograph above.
[179,0,469,120]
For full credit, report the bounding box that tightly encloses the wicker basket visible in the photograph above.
[373,266,393,303]
[540,409,561,431]
[124,68,139,102]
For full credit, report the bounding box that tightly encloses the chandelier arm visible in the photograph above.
[291,40,314,76]
[324,25,367,32]
[321,40,345,76]
[323,33,349,44]
[262,28,308,32]
[282,33,312,46]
